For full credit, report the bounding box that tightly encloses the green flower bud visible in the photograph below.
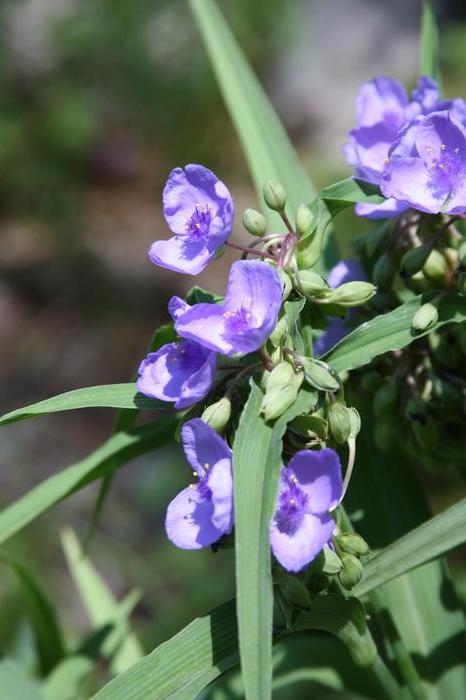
[328,401,352,444]
[443,246,458,270]
[458,240,466,267]
[260,361,303,421]
[296,203,314,237]
[314,546,343,575]
[373,383,397,418]
[269,316,289,347]
[299,357,340,392]
[336,533,370,557]
[373,253,397,291]
[325,281,377,307]
[274,569,311,609]
[411,302,438,333]
[348,407,361,439]
[400,244,432,278]
[263,179,287,211]
[293,269,328,295]
[289,413,328,441]
[406,270,432,293]
[422,249,448,285]
[338,554,364,590]
[278,269,293,300]
[242,208,267,237]
[201,397,231,433]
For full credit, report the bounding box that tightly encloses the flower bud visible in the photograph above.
[422,249,448,285]
[289,413,328,440]
[293,269,328,295]
[201,397,231,433]
[263,179,287,211]
[406,270,432,293]
[242,208,267,237]
[278,269,292,300]
[336,533,369,557]
[299,357,340,392]
[269,316,289,347]
[295,203,314,237]
[338,554,364,590]
[373,253,397,291]
[260,361,303,421]
[411,302,438,333]
[314,546,342,575]
[325,281,377,307]
[328,402,352,444]
[274,569,311,609]
[400,244,432,278]
[348,407,361,439]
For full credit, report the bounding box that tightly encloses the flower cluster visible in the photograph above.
[167,419,343,572]
[345,76,466,218]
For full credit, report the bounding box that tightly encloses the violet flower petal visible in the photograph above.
[355,198,409,219]
[356,77,408,128]
[181,418,232,475]
[287,449,343,513]
[270,513,336,573]
[165,486,223,549]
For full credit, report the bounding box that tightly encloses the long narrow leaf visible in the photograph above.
[355,499,466,596]
[0,419,177,545]
[0,384,166,427]
[420,2,441,84]
[233,384,317,699]
[324,291,466,373]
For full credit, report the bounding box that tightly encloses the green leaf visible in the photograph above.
[62,528,144,675]
[0,384,167,427]
[420,2,441,85]
[90,599,239,700]
[320,178,384,211]
[0,418,177,545]
[324,291,466,373]
[355,499,466,596]
[42,656,93,700]
[188,0,335,266]
[232,383,317,699]
[0,658,45,700]
[0,551,65,675]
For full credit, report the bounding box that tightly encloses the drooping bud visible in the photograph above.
[263,179,287,211]
[242,208,267,237]
[269,315,289,347]
[400,244,432,278]
[201,397,231,433]
[422,249,448,285]
[328,401,352,444]
[338,554,364,590]
[278,269,292,300]
[295,203,314,237]
[411,302,438,333]
[324,281,376,307]
[260,361,303,421]
[289,413,328,441]
[298,357,340,392]
[336,533,370,557]
[348,407,361,439]
[292,269,328,296]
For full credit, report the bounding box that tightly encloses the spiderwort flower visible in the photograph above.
[149,164,234,275]
[270,449,343,572]
[381,112,466,214]
[174,260,283,357]
[165,419,233,549]
[136,341,216,409]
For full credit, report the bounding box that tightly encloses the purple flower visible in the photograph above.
[314,258,365,357]
[136,340,216,409]
[270,449,343,572]
[381,112,466,214]
[165,419,233,549]
[344,76,466,218]
[174,260,283,357]
[149,164,234,275]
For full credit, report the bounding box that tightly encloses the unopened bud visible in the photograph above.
[299,357,340,392]
[269,316,289,347]
[422,249,448,284]
[242,208,267,237]
[274,570,311,609]
[328,402,352,444]
[348,407,361,439]
[293,269,328,295]
[314,546,342,575]
[201,397,231,433]
[373,253,397,291]
[336,533,369,557]
[406,270,432,293]
[278,269,292,300]
[260,362,303,421]
[338,554,364,590]
[289,413,328,440]
[400,244,431,277]
[412,302,438,333]
[263,179,287,211]
[327,281,376,307]
[296,203,314,237]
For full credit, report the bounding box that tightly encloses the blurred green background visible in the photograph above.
[0,0,465,696]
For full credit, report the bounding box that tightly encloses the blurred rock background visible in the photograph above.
[0,0,464,690]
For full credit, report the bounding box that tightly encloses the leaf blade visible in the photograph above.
[420,1,441,85]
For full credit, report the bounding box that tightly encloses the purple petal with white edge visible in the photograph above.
[149,236,212,276]
[356,77,408,128]
[165,486,223,549]
[206,457,234,533]
[288,448,343,513]
[168,295,191,321]
[381,157,440,213]
[176,303,232,355]
[270,512,336,572]
[355,198,409,219]
[181,418,232,477]
[327,258,365,288]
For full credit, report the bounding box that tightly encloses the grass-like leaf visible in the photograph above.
[421,1,441,85]
[233,383,317,699]
[0,418,177,545]
[324,291,466,372]
[0,384,167,427]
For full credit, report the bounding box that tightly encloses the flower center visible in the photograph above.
[426,143,466,202]
[185,204,212,240]
[169,341,205,372]
[223,298,255,335]
[192,462,212,501]
[275,470,308,535]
